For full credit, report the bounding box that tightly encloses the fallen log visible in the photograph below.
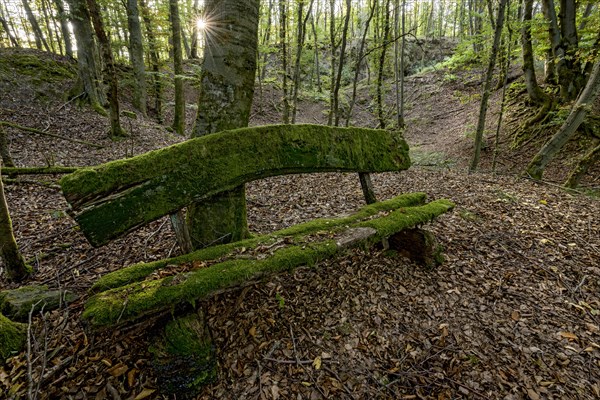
[60,124,410,247]
[83,193,453,328]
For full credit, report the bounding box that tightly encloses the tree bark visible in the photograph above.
[376,0,391,129]
[169,0,185,136]
[0,15,20,47]
[66,0,105,111]
[87,0,125,138]
[521,0,550,106]
[0,125,15,168]
[564,140,600,189]
[332,0,351,126]
[22,0,50,51]
[139,0,162,122]
[53,0,73,57]
[278,0,290,123]
[0,169,30,282]
[526,57,600,180]
[185,0,260,250]
[470,0,507,172]
[126,0,147,116]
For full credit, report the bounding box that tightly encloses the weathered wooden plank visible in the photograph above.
[60,124,410,246]
[82,196,453,328]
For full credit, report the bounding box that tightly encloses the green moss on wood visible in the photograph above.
[92,192,427,291]
[60,124,410,246]
[83,197,454,328]
[0,313,26,361]
[150,313,217,394]
[0,285,76,321]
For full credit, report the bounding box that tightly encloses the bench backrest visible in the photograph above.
[60,124,410,246]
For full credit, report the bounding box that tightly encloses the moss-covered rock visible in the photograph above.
[0,313,26,362]
[83,196,454,328]
[60,124,410,246]
[149,312,216,398]
[0,285,77,321]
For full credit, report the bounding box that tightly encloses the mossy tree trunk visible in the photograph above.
[526,58,600,180]
[0,312,25,361]
[564,140,600,189]
[0,170,30,282]
[87,0,125,138]
[0,125,15,168]
[184,0,260,251]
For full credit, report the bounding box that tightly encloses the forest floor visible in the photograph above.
[1,48,599,399]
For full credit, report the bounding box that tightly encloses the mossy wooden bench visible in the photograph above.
[59,124,453,395]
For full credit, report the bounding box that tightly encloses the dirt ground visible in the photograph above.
[1,49,599,399]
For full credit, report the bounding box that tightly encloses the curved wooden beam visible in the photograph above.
[60,124,410,246]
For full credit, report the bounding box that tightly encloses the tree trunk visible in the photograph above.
[67,0,105,112]
[345,0,375,127]
[53,0,73,57]
[22,0,50,51]
[521,0,549,105]
[169,0,185,136]
[0,125,15,168]
[564,140,600,189]
[525,57,600,180]
[541,0,560,84]
[557,0,581,101]
[0,169,30,282]
[190,0,199,59]
[139,0,162,122]
[278,0,290,123]
[310,15,321,92]
[0,15,20,47]
[291,0,314,124]
[332,0,351,126]
[126,0,147,116]
[470,0,507,172]
[185,0,260,251]
[376,0,391,129]
[87,0,125,138]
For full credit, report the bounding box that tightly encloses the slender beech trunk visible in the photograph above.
[541,0,560,84]
[526,58,600,180]
[0,16,19,47]
[345,0,375,127]
[332,0,351,126]
[87,0,125,138]
[40,0,57,53]
[139,0,162,122]
[190,0,199,58]
[169,0,185,135]
[327,0,337,125]
[0,169,30,282]
[53,0,72,57]
[521,0,549,105]
[470,0,507,172]
[279,0,290,123]
[291,0,314,124]
[310,15,321,92]
[126,0,147,116]
[376,0,391,129]
[22,0,50,51]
